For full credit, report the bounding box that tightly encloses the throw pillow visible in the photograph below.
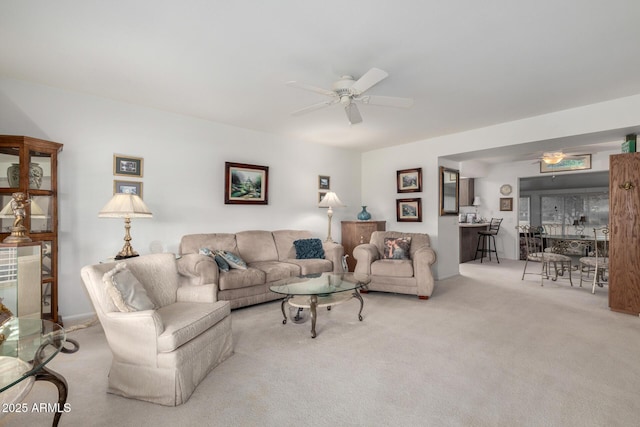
[382,237,412,260]
[293,238,325,259]
[199,248,230,272]
[102,263,156,312]
[216,250,247,270]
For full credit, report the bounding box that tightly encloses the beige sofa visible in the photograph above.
[81,253,233,406]
[353,231,437,299]
[178,230,344,309]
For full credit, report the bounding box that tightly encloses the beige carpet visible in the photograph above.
[3,259,639,427]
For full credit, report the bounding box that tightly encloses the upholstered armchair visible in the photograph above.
[80,253,233,406]
[353,231,437,299]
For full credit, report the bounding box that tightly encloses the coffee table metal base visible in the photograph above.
[280,291,364,338]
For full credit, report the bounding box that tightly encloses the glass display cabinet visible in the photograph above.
[0,136,63,323]
[0,242,42,319]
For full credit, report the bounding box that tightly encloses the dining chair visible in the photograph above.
[578,226,609,293]
[518,225,573,286]
[474,218,503,263]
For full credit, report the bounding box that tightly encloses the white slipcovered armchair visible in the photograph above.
[353,231,437,299]
[80,253,233,406]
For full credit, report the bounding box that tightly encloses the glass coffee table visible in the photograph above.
[0,318,79,427]
[270,272,370,338]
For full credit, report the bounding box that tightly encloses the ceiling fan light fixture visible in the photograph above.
[542,152,565,165]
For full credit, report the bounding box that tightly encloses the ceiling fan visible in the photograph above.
[534,152,583,165]
[286,67,414,125]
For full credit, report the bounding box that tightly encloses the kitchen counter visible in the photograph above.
[459,223,490,262]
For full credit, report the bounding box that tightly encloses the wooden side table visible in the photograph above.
[341,220,386,271]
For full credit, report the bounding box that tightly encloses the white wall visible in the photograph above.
[0,78,362,322]
[362,94,640,280]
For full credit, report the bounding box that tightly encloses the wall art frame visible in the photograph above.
[539,154,592,173]
[113,154,143,178]
[500,197,513,211]
[114,180,143,198]
[397,167,422,193]
[225,162,269,205]
[396,198,422,222]
[318,175,330,190]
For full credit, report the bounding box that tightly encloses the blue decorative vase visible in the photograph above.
[357,206,371,221]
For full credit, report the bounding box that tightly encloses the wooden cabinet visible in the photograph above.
[0,135,63,323]
[341,221,386,271]
[609,153,640,315]
[459,178,475,206]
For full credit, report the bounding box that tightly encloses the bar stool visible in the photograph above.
[474,218,503,263]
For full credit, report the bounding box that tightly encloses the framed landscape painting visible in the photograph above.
[396,198,422,222]
[225,162,269,205]
[114,180,143,198]
[540,154,591,173]
[397,168,422,193]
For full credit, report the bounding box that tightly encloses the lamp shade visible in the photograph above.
[0,198,47,218]
[99,193,152,218]
[318,191,345,208]
[472,196,481,206]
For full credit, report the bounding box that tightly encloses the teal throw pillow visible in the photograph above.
[294,238,325,259]
[199,248,230,272]
[216,250,247,270]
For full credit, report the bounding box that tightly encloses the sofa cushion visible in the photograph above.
[179,233,239,255]
[199,248,230,272]
[371,259,414,277]
[217,250,247,270]
[283,259,333,275]
[236,230,279,263]
[249,261,300,282]
[102,263,156,312]
[156,300,230,353]
[293,238,325,259]
[382,237,412,259]
[218,267,266,291]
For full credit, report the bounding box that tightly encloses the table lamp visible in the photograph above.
[472,196,481,217]
[99,193,152,259]
[318,191,344,243]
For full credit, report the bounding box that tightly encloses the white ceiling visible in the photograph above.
[2,1,640,154]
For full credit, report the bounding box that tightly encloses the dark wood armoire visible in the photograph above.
[608,152,640,315]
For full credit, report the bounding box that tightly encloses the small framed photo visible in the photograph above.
[319,175,330,190]
[396,198,422,222]
[225,162,269,205]
[114,154,143,178]
[397,168,422,193]
[319,192,327,203]
[114,180,143,198]
[500,197,513,211]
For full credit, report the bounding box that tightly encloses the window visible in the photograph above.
[541,192,608,234]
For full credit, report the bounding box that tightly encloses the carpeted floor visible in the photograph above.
[3,259,639,427]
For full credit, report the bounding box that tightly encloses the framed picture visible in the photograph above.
[397,168,422,193]
[113,154,143,178]
[319,192,327,203]
[539,154,592,173]
[500,197,513,211]
[318,175,330,190]
[114,180,143,198]
[225,162,269,205]
[396,198,422,222]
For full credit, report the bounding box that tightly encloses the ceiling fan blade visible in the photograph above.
[291,99,338,116]
[357,95,414,108]
[286,81,336,97]
[350,68,388,95]
[345,103,363,125]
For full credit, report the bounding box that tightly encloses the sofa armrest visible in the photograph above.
[413,247,437,297]
[177,284,217,303]
[102,310,163,365]
[177,253,219,286]
[322,241,345,272]
[353,243,379,274]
